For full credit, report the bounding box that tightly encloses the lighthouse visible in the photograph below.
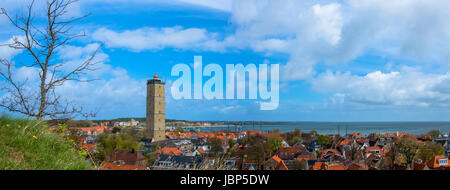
[146,74,166,142]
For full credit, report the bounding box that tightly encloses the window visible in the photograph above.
[438,159,448,166]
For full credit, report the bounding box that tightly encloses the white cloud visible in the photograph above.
[311,68,450,107]
[0,42,144,119]
[222,0,450,81]
[92,26,225,52]
[0,36,24,60]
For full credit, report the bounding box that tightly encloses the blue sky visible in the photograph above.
[2,0,450,121]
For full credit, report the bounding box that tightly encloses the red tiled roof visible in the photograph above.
[310,162,324,170]
[326,163,346,170]
[275,146,307,159]
[197,148,206,154]
[156,147,183,156]
[100,162,146,170]
[427,155,449,168]
[320,149,341,158]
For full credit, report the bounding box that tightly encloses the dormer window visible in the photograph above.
[438,159,448,166]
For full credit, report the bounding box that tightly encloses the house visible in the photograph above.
[100,150,147,170]
[445,146,450,157]
[325,162,346,170]
[310,161,346,170]
[246,130,263,136]
[307,140,320,152]
[242,159,259,170]
[413,162,429,170]
[275,146,307,159]
[351,133,362,139]
[376,137,394,147]
[427,155,449,169]
[152,155,205,170]
[319,149,344,161]
[155,147,183,156]
[310,161,324,170]
[296,151,316,161]
[417,134,432,141]
[264,155,288,170]
[365,153,382,169]
[221,157,241,170]
[365,146,383,155]
[202,157,219,169]
[347,162,369,170]
[193,147,207,156]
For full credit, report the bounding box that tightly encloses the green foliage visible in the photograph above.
[397,136,419,166]
[228,138,235,152]
[96,133,139,158]
[316,135,331,147]
[47,119,94,128]
[272,129,280,133]
[416,141,444,163]
[284,128,302,146]
[143,152,158,165]
[175,128,185,133]
[0,115,93,170]
[427,130,441,139]
[288,136,302,146]
[266,136,283,153]
[112,127,121,134]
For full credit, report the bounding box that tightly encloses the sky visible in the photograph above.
[1,0,450,121]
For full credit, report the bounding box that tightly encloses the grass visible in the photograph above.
[0,115,93,170]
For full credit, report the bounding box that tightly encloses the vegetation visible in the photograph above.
[397,136,419,167]
[0,0,98,119]
[416,141,444,163]
[427,130,441,139]
[175,128,185,133]
[47,119,94,128]
[96,133,140,161]
[316,135,331,148]
[0,115,93,170]
[284,128,302,146]
[271,129,280,133]
[208,137,224,157]
[238,134,284,169]
[266,136,283,153]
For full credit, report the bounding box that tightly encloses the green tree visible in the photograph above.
[316,135,331,148]
[427,130,441,139]
[272,129,280,133]
[228,138,235,150]
[144,152,158,166]
[397,136,419,168]
[288,136,302,146]
[96,133,139,159]
[208,137,224,157]
[176,128,185,133]
[284,128,302,146]
[416,141,444,163]
[112,127,121,134]
[238,135,269,169]
[266,136,283,153]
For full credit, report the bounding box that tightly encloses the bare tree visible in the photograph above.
[0,0,99,119]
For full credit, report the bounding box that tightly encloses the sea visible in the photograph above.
[183,122,450,136]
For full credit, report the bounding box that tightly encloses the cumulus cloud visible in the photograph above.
[0,42,145,119]
[222,0,450,81]
[0,36,24,60]
[311,68,450,107]
[92,26,226,52]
